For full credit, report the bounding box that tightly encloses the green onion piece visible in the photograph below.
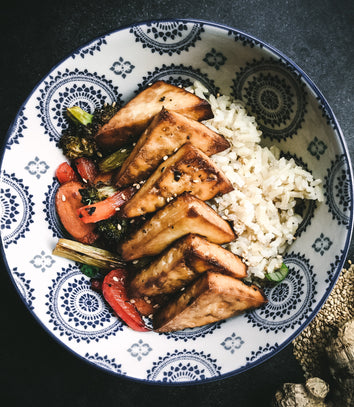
[53,238,125,269]
[67,106,93,126]
[98,147,132,173]
[80,264,101,278]
[266,263,289,283]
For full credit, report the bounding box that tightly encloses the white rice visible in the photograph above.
[188,81,324,279]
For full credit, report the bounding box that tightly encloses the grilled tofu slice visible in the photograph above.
[95,81,214,151]
[129,234,247,298]
[120,193,236,261]
[115,108,229,187]
[153,271,267,332]
[122,143,233,218]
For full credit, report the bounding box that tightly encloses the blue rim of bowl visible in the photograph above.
[1,18,353,386]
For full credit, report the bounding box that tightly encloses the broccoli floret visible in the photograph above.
[96,216,129,243]
[59,103,120,161]
[89,102,120,136]
[59,127,98,160]
[79,184,117,205]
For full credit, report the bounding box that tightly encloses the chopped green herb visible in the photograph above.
[266,263,289,283]
[80,264,101,278]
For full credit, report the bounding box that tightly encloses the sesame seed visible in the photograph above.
[121,149,126,153]
[132,260,139,264]
[117,224,122,230]
[115,207,120,211]
[130,299,136,304]
[121,193,126,200]
[163,155,168,161]
[112,101,116,107]
[61,194,66,202]
[113,276,119,282]
[82,178,87,183]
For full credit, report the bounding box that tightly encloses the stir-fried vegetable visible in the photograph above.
[266,263,289,283]
[53,238,125,269]
[102,268,150,332]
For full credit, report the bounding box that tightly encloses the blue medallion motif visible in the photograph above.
[45,264,123,343]
[221,332,244,354]
[312,233,333,256]
[6,107,28,150]
[24,157,50,179]
[84,352,126,375]
[246,252,317,333]
[147,349,221,382]
[36,68,122,143]
[136,63,219,96]
[161,322,223,342]
[324,154,352,227]
[245,342,279,364]
[307,137,328,160]
[43,178,69,238]
[30,250,55,272]
[130,22,204,55]
[232,58,307,141]
[128,339,153,361]
[72,36,108,59]
[12,268,36,310]
[227,29,264,48]
[203,48,227,70]
[0,171,35,248]
[110,57,135,78]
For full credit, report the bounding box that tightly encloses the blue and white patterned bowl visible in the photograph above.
[1,19,353,384]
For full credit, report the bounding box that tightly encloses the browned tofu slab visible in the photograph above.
[153,271,267,332]
[115,108,229,187]
[129,234,246,298]
[122,143,233,218]
[95,81,214,151]
[119,193,236,261]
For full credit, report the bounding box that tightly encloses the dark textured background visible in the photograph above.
[1,1,353,406]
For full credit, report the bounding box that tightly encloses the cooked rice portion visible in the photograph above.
[189,82,323,279]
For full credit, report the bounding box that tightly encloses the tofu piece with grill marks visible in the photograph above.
[95,81,214,151]
[129,234,247,298]
[122,143,233,218]
[153,271,267,332]
[115,108,229,187]
[119,193,235,261]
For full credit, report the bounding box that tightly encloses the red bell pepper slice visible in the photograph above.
[102,268,149,332]
[55,162,78,184]
[77,186,136,223]
[74,157,98,184]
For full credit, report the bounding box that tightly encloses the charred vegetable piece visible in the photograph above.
[122,143,233,218]
[129,234,247,298]
[77,186,136,223]
[96,216,129,243]
[102,269,149,332]
[53,238,125,269]
[153,271,267,332]
[55,162,78,184]
[59,104,119,160]
[115,108,229,187]
[79,184,118,206]
[120,193,236,261]
[98,147,132,173]
[55,181,99,244]
[95,80,214,151]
